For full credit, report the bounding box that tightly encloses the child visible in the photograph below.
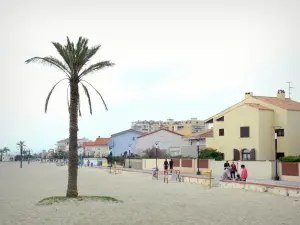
[241,164,248,181]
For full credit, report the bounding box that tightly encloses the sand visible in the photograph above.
[0,162,299,225]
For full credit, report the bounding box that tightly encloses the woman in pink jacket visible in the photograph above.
[241,164,248,181]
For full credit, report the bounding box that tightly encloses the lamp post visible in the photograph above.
[196,139,201,175]
[128,144,132,168]
[27,149,31,164]
[273,127,280,180]
[154,141,159,171]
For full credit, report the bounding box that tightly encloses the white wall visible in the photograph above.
[136,130,188,154]
[210,160,276,179]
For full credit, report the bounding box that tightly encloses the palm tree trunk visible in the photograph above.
[66,83,79,197]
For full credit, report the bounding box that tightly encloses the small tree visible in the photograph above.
[199,148,224,161]
[143,148,167,159]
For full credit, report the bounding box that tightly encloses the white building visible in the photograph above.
[135,129,188,155]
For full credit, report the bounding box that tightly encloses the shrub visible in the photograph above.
[279,156,300,162]
[142,148,167,159]
[199,148,224,161]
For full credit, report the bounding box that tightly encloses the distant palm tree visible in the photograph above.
[0,149,4,161]
[3,147,10,156]
[16,141,26,168]
[25,37,114,197]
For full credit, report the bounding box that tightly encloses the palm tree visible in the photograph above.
[16,141,26,168]
[25,37,115,197]
[3,147,10,156]
[0,149,4,162]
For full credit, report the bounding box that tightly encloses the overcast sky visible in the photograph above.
[0,0,299,153]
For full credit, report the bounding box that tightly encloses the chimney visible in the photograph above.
[245,92,253,99]
[277,89,286,100]
[98,136,100,138]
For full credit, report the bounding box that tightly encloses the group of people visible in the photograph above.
[222,161,248,181]
[164,158,174,172]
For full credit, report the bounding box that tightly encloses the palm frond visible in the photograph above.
[67,84,70,113]
[81,83,92,115]
[80,45,100,67]
[81,80,108,111]
[52,41,73,73]
[45,78,68,113]
[25,57,71,78]
[79,61,115,79]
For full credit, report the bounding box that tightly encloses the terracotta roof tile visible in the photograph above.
[83,138,111,147]
[187,129,213,138]
[137,129,184,139]
[245,103,273,111]
[83,142,95,147]
[253,96,300,111]
[94,138,111,145]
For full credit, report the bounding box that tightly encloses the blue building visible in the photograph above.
[109,129,142,156]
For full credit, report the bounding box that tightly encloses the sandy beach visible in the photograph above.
[0,162,299,225]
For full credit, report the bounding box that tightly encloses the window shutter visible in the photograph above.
[233,149,240,161]
[250,149,256,161]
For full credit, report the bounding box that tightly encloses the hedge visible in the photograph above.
[279,156,300,162]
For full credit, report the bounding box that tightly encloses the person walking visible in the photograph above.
[169,159,174,173]
[224,160,230,169]
[164,159,169,172]
[241,164,248,181]
[230,161,237,178]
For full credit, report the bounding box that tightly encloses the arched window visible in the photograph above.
[242,149,250,161]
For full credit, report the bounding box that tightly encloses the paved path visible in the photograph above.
[96,166,300,188]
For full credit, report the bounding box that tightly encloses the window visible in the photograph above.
[276,129,284,137]
[177,126,184,129]
[240,127,250,138]
[242,149,250,160]
[192,125,205,133]
[219,129,224,136]
[216,116,224,121]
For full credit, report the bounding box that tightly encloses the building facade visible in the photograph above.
[131,118,208,137]
[136,129,188,155]
[56,138,89,151]
[109,129,142,156]
[83,137,111,157]
[205,90,300,161]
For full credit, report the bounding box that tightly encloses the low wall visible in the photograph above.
[125,159,143,170]
[210,160,276,180]
[220,180,300,198]
[141,158,212,174]
[281,162,300,182]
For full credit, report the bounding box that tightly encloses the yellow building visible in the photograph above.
[205,90,300,161]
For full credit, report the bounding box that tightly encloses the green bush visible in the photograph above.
[279,156,300,162]
[199,148,224,161]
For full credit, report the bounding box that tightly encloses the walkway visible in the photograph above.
[95,166,300,188]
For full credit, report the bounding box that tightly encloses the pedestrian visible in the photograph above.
[164,158,169,171]
[230,161,237,178]
[224,160,230,169]
[221,167,231,180]
[169,159,174,173]
[241,164,248,181]
[87,159,90,167]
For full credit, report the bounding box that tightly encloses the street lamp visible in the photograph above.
[273,126,281,180]
[27,149,31,164]
[154,141,159,171]
[196,139,201,175]
[128,144,132,168]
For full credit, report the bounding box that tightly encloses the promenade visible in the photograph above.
[0,162,300,225]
